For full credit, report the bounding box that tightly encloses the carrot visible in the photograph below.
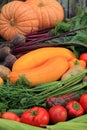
[12,47,76,72]
[8,56,69,86]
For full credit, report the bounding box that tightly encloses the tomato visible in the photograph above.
[20,106,50,127]
[79,93,87,113]
[79,53,87,64]
[1,111,20,122]
[48,105,67,124]
[65,100,84,118]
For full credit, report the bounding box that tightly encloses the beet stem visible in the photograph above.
[15,26,87,48]
[13,42,87,55]
[26,32,50,38]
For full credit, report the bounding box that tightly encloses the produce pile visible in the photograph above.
[1,0,87,130]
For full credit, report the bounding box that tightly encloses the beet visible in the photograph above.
[0,47,11,61]
[10,34,26,46]
[4,54,17,69]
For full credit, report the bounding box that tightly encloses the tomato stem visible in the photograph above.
[31,110,38,116]
[73,103,80,110]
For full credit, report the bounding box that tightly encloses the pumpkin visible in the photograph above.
[25,0,64,30]
[0,1,39,40]
[0,0,25,11]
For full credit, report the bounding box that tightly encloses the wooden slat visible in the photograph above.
[58,0,87,17]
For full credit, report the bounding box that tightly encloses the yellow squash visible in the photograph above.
[9,56,69,86]
[12,47,76,72]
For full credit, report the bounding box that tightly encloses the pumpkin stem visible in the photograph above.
[38,2,44,7]
[10,18,15,26]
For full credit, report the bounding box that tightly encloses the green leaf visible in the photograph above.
[50,21,71,35]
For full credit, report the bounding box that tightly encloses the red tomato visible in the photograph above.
[79,93,87,113]
[66,100,84,118]
[1,111,20,122]
[48,105,67,124]
[79,53,87,64]
[20,106,49,127]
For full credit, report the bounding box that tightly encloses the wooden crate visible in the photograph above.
[58,0,87,17]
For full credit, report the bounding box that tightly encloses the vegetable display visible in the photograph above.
[1,1,87,130]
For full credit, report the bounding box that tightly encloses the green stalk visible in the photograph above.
[61,78,84,92]
[31,81,58,90]
[36,82,62,96]
[35,81,87,105]
[62,76,83,87]
[56,81,87,96]
[62,70,87,84]
[36,77,86,99]
[31,82,60,92]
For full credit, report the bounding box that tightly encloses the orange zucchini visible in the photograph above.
[12,47,76,72]
[9,56,69,86]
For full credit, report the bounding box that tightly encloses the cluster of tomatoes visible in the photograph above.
[0,93,87,127]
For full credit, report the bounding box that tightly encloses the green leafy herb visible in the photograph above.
[46,7,87,56]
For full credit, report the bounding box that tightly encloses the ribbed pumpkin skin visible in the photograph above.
[26,0,64,30]
[0,1,39,40]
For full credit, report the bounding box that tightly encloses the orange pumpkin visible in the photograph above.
[25,0,64,30]
[0,1,39,40]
